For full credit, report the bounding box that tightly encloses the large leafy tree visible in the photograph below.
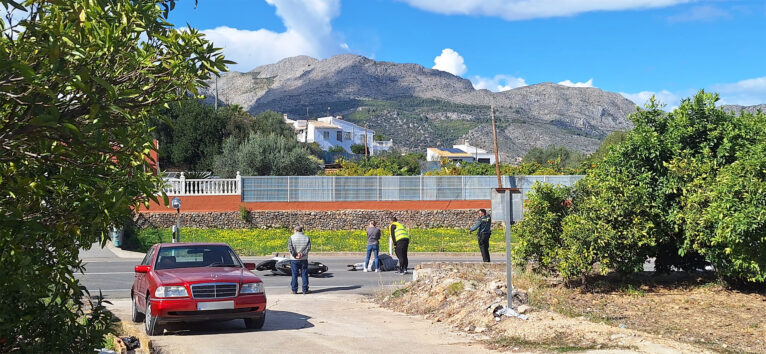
[154,99,229,170]
[0,0,228,351]
[213,132,321,177]
[514,92,766,285]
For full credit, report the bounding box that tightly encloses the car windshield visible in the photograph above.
[154,245,242,270]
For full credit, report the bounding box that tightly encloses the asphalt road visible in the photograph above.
[77,254,486,299]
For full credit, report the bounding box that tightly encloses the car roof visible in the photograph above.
[156,242,230,248]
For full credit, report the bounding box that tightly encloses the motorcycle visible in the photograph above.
[255,255,328,276]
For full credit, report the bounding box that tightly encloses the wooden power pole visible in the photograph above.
[491,106,502,188]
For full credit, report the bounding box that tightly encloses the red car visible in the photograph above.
[130,243,267,335]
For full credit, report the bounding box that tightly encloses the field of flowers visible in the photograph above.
[133,228,511,256]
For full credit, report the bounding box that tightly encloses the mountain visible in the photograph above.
[202,54,638,159]
[722,104,766,115]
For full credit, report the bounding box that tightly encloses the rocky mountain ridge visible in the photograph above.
[202,54,640,158]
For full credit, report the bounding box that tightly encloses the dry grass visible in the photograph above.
[377,264,766,353]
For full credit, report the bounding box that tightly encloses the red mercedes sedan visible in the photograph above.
[130,243,267,335]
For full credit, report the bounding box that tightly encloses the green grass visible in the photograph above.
[130,227,513,256]
[489,335,614,352]
[446,281,465,296]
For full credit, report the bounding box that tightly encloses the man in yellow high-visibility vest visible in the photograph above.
[389,216,409,274]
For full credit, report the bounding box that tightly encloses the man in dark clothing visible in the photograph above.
[364,220,381,272]
[389,216,409,274]
[470,209,492,262]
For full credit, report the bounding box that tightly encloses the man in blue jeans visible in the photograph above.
[288,226,311,294]
[364,220,381,272]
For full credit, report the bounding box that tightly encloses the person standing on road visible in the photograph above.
[469,209,492,262]
[389,216,409,274]
[364,220,381,272]
[288,226,311,294]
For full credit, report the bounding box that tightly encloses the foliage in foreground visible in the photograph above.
[132,228,510,256]
[513,92,766,285]
[0,0,227,351]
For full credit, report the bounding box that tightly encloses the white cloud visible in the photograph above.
[619,90,680,109]
[558,78,594,88]
[432,48,467,76]
[400,0,695,21]
[470,75,527,91]
[710,76,766,106]
[621,76,766,110]
[667,5,731,23]
[200,0,346,72]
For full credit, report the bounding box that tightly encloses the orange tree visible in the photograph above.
[513,92,766,286]
[0,0,229,351]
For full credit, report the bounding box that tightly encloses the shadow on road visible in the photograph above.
[256,272,335,278]
[309,285,361,293]
[161,309,314,336]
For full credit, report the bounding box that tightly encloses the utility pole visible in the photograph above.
[214,76,218,111]
[364,124,369,157]
[491,105,502,188]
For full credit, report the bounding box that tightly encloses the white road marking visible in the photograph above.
[76,272,134,275]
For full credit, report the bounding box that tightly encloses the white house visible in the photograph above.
[285,114,393,155]
[426,141,496,164]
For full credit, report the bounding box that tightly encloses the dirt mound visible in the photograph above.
[377,263,713,353]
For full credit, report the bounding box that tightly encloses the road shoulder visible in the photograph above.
[108,293,496,354]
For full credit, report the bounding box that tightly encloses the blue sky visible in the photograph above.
[168,0,766,107]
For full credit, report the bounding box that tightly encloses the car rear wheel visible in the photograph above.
[144,297,163,335]
[244,314,266,330]
[131,294,144,323]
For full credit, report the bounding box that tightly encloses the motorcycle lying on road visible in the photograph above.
[255,256,329,276]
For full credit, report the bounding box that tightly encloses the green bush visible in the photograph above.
[213,132,321,177]
[512,182,573,273]
[683,142,766,283]
[350,144,367,154]
[239,205,249,222]
[515,92,766,286]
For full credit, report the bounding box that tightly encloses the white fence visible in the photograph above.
[163,172,241,196]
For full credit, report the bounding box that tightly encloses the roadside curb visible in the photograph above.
[106,241,146,259]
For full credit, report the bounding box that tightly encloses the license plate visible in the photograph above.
[197,301,234,311]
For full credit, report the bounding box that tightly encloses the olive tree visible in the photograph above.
[0,0,228,351]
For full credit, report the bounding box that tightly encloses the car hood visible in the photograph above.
[155,267,261,285]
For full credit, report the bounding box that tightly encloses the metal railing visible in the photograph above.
[240,175,583,202]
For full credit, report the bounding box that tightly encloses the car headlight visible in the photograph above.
[155,286,189,298]
[240,282,264,294]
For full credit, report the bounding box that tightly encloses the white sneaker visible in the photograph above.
[363,268,368,272]
[375,269,380,273]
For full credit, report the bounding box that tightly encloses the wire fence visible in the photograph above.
[241,175,584,202]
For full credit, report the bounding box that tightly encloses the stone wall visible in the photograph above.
[134,209,501,230]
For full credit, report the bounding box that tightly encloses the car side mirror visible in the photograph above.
[244,263,256,270]
[135,265,151,273]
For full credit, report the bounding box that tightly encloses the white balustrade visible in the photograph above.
[161,171,241,196]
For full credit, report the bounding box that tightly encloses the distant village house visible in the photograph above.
[284,114,393,155]
[426,141,496,164]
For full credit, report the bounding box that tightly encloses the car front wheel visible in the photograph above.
[131,294,144,323]
[244,314,266,330]
[144,297,163,335]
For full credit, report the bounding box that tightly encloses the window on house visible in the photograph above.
[344,132,352,141]
[336,131,342,141]
[323,131,330,140]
